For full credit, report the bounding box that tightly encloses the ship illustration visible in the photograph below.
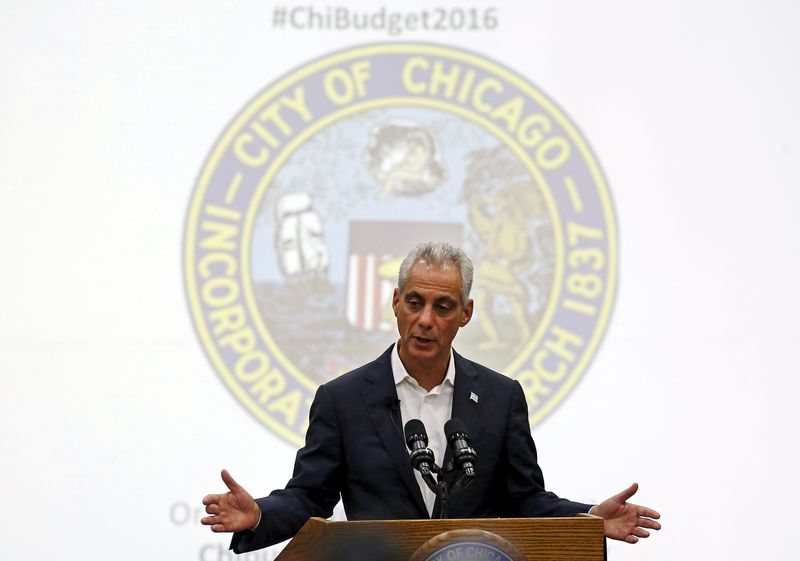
[275,192,330,283]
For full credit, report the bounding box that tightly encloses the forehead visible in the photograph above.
[401,262,462,300]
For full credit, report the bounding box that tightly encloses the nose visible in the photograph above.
[417,304,434,327]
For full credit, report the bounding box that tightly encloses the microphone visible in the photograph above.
[387,397,402,437]
[444,418,477,477]
[403,419,436,476]
[386,396,400,412]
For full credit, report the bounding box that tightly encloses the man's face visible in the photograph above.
[392,262,473,373]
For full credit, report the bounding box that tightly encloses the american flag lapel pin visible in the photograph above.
[469,392,479,404]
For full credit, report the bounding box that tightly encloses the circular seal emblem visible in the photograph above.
[184,42,617,446]
[410,529,526,561]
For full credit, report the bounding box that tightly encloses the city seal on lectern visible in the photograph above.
[410,529,526,561]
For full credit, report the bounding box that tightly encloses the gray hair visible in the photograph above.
[397,242,474,306]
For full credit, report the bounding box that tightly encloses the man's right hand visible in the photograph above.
[201,469,261,533]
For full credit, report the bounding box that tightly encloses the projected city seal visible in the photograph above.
[184,43,617,447]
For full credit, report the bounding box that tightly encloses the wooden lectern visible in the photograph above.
[273,516,606,561]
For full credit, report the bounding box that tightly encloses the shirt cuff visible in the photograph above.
[249,508,262,531]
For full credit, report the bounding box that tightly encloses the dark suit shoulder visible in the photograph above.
[453,350,518,389]
[320,345,394,395]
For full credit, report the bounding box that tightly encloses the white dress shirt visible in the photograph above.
[391,342,455,517]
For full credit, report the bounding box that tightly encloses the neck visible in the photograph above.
[398,346,449,392]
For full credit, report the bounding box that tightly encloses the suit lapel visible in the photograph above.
[362,346,429,518]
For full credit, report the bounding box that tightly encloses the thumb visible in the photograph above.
[613,482,639,503]
[221,469,243,493]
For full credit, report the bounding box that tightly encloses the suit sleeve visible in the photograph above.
[505,380,593,517]
[231,384,343,553]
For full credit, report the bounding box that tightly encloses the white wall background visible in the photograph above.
[2,1,799,560]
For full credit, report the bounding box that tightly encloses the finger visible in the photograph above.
[637,517,661,530]
[202,493,220,506]
[631,527,650,539]
[613,482,639,503]
[205,503,219,515]
[637,506,661,519]
[201,515,218,526]
[221,469,242,493]
[624,535,639,544]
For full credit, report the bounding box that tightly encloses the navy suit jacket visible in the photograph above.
[232,345,591,553]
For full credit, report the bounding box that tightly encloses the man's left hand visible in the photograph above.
[589,482,661,543]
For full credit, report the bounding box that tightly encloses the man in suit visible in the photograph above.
[201,242,661,551]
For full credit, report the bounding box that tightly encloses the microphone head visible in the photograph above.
[444,418,469,442]
[404,419,428,448]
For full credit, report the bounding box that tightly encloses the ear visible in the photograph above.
[461,299,474,327]
[392,288,400,315]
